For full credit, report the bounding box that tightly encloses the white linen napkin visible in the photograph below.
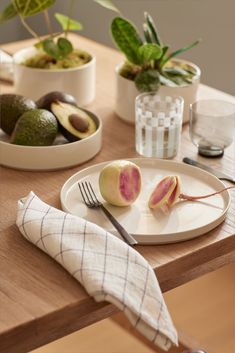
[16,192,178,351]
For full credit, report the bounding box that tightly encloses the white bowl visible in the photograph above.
[13,46,96,106]
[0,111,102,171]
[114,58,201,124]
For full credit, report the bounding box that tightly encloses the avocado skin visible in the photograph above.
[0,94,36,135]
[11,109,58,146]
[36,91,78,111]
[51,102,97,142]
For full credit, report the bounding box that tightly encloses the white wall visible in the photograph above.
[0,0,234,95]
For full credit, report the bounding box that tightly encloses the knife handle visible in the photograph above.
[183,157,235,184]
[183,157,197,167]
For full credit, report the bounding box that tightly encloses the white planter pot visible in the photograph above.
[13,47,96,106]
[114,59,201,124]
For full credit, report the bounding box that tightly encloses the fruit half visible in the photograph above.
[99,160,142,207]
[51,101,97,142]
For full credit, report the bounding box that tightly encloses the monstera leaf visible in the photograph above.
[0,0,55,22]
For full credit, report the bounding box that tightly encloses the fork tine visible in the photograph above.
[88,182,100,203]
[85,181,97,205]
[78,183,87,204]
[78,182,90,206]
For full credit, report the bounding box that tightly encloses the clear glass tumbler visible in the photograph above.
[135,93,184,158]
[190,100,235,157]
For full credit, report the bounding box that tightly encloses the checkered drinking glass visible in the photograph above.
[135,93,184,158]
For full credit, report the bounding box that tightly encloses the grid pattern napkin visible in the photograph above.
[16,192,178,351]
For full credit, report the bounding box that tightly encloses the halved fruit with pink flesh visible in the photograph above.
[99,160,142,206]
[167,176,181,207]
[148,175,181,210]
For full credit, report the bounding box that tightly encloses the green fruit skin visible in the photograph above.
[0,94,36,135]
[11,109,58,146]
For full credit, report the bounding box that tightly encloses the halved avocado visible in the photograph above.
[51,101,97,142]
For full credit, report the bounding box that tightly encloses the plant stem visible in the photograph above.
[19,14,41,41]
[65,0,75,37]
[43,10,53,37]
[179,186,235,201]
[11,0,41,41]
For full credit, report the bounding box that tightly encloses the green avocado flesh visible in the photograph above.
[51,101,97,142]
[0,94,36,135]
[23,49,92,69]
[11,109,58,146]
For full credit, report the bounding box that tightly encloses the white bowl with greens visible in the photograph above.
[0,0,119,106]
[111,13,201,124]
[13,46,96,106]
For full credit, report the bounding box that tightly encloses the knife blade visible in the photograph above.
[183,157,235,184]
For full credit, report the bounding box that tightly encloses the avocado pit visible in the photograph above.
[68,114,89,133]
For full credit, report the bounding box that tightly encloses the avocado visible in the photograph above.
[36,91,77,111]
[51,101,97,142]
[0,94,36,135]
[11,109,58,146]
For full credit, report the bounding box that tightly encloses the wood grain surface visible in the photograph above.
[0,34,235,353]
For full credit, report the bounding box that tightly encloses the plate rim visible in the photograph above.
[60,158,231,244]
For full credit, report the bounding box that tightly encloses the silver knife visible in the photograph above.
[183,157,235,184]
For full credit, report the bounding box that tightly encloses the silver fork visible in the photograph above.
[78,181,137,246]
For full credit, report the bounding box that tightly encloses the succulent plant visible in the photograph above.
[111,13,200,92]
[0,0,119,62]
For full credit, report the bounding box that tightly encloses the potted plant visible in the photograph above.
[111,13,201,123]
[0,0,118,105]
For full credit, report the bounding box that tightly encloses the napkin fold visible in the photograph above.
[16,192,178,351]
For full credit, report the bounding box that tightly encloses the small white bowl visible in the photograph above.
[114,58,201,124]
[0,111,102,171]
[13,46,96,106]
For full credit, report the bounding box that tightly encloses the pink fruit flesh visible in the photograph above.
[150,176,176,206]
[167,176,181,206]
[119,167,141,202]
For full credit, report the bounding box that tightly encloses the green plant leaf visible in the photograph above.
[164,66,190,76]
[34,40,43,49]
[0,3,17,22]
[159,74,178,87]
[161,39,200,66]
[111,17,143,65]
[135,69,160,92]
[42,38,62,60]
[159,45,168,59]
[93,0,119,12]
[13,0,56,17]
[42,37,73,60]
[143,23,152,43]
[54,13,83,31]
[161,67,195,86]
[144,12,162,46]
[57,37,73,56]
[138,43,162,63]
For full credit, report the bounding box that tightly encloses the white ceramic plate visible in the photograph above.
[60,158,230,244]
[0,111,102,171]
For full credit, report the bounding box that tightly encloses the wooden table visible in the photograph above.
[1,35,235,353]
